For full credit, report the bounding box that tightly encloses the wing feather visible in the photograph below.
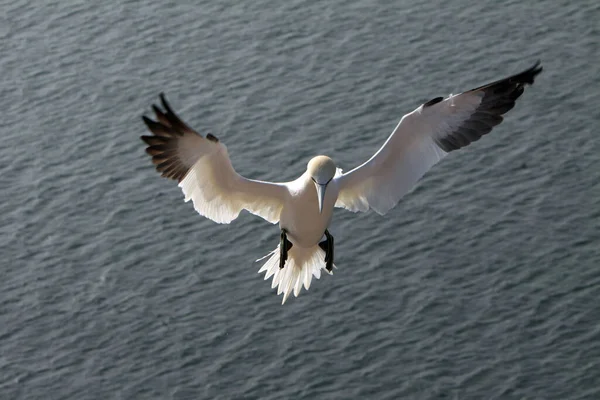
[141,93,286,224]
[335,61,542,214]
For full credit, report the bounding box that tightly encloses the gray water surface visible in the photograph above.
[2,0,600,399]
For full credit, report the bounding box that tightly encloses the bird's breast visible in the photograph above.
[279,180,338,248]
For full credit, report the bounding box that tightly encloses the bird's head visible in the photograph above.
[307,156,337,213]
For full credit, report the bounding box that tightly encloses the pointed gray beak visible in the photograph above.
[314,183,327,214]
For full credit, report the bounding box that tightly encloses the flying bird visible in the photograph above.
[141,61,542,304]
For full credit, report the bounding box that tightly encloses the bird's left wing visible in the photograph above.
[335,61,542,214]
[141,94,287,224]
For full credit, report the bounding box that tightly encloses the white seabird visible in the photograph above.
[141,61,542,304]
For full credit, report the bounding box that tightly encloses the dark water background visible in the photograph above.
[2,0,600,398]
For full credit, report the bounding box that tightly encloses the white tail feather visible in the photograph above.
[257,244,335,304]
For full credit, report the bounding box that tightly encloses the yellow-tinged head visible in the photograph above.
[307,156,337,213]
[307,156,337,185]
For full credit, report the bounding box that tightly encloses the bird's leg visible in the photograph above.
[318,240,328,255]
[279,229,292,269]
[324,229,334,272]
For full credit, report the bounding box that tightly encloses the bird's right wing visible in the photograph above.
[141,94,287,224]
[334,61,542,214]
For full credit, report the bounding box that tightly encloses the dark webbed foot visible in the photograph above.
[320,229,334,272]
[279,229,293,269]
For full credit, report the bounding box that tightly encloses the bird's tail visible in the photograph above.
[257,244,335,304]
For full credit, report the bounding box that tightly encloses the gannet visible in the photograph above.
[141,61,542,303]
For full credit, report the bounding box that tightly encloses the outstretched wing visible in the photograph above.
[141,94,287,224]
[335,61,543,214]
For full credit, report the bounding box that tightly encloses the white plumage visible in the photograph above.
[257,243,334,304]
[141,61,542,303]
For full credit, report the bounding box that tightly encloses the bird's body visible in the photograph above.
[280,175,335,248]
[279,157,340,247]
[141,60,543,303]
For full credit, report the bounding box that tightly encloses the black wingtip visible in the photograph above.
[159,92,171,113]
[519,60,543,85]
[141,115,154,127]
[206,133,219,142]
[158,92,182,125]
[140,135,155,145]
[423,96,444,108]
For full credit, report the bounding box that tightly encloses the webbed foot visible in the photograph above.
[319,229,334,272]
[279,229,293,269]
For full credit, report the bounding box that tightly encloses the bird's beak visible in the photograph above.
[314,183,327,214]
